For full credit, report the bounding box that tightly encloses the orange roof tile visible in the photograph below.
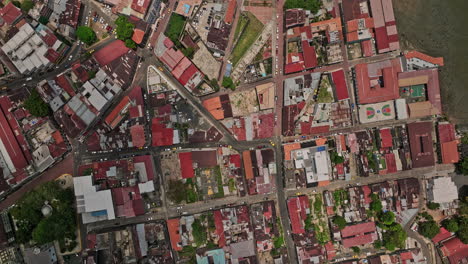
[405,50,444,66]
[131,29,145,44]
[242,151,254,179]
[441,140,460,164]
[167,219,182,251]
[284,143,301,161]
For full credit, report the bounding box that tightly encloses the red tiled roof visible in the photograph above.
[288,197,304,234]
[331,70,349,100]
[45,49,60,63]
[71,63,89,83]
[131,29,145,44]
[441,237,468,264]
[55,75,75,96]
[385,153,397,173]
[229,154,241,167]
[243,151,254,180]
[302,41,317,69]
[171,57,191,79]
[160,48,184,70]
[405,51,444,66]
[177,64,199,86]
[214,210,226,247]
[0,97,29,171]
[438,123,456,143]
[355,59,401,104]
[104,96,131,129]
[151,117,173,146]
[130,125,145,148]
[131,0,151,14]
[167,219,182,251]
[0,2,21,25]
[400,251,413,261]
[432,227,452,244]
[407,122,435,168]
[93,40,129,66]
[380,128,393,148]
[285,62,304,74]
[441,141,459,164]
[361,39,374,57]
[341,222,376,238]
[342,233,376,248]
[224,0,236,24]
[178,152,194,179]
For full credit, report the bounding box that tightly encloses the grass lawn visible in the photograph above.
[234,13,249,41]
[165,13,186,44]
[230,12,263,66]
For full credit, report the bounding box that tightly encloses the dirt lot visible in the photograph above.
[229,89,259,116]
[192,41,221,80]
[160,151,181,181]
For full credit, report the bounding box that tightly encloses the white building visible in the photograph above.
[1,23,52,74]
[73,175,115,224]
[427,177,458,209]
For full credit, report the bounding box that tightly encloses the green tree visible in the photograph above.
[210,78,220,92]
[373,240,382,249]
[115,16,135,40]
[23,89,50,117]
[370,193,383,212]
[9,182,76,244]
[222,76,235,90]
[456,157,468,175]
[20,0,34,12]
[442,218,459,233]
[427,202,440,210]
[124,39,137,49]
[38,16,49,25]
[351,246,360,254]
[382,223,406,250]
[379,211,395,226]
[330,151,344,164]
[418,220,440,239]
[76,26,97,45]
[182,47,195,59]
[165,13,186,44]
[283,0,322,13]
[166,180,186,204]
[191,219,207,246]
[333,216,346,230]
[11,1,21,8]
[457,217,468,243]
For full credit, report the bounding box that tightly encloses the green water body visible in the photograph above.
[393,0,468,128]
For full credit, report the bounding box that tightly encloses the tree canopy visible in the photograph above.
[10,181,76,245]
[192,218,207,246]
[442,218,459,233]
[222,77,236,91]
[115,16,135,44]
[125,39,137,49]
[370,193,383,212]
[284,0,322,13]
[333,216,346,230]
[418,220,440,239]
[76,26,97,45]
[379,211,396,226]
[382,223,406,251]
[456,157,468,176]
[166,180,186,204]
[427,202,440,210]
[23,89,50,117]
[20,0,34,12]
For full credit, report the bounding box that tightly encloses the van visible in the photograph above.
[26,77,32,81]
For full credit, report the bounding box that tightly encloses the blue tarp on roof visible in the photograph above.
[183,4,190,14]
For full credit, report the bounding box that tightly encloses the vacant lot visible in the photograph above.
[230,12,263,66]
[165,13,186,43]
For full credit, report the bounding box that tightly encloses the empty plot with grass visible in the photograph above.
[165,13,186,44]
[230,12,264,66]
